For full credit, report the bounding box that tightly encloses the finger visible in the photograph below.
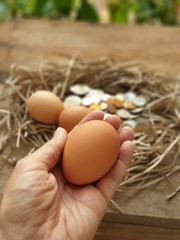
[96,140,134,203]
[78,110,104,125]
[104,114,123,131]
[27,127,68,171]
[119,126,134,144]
[78,110,122,132]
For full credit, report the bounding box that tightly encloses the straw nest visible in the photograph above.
[0,56,180,199]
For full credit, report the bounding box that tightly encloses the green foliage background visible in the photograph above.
[0,0,180,25]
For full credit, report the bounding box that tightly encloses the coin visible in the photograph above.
[107,103,117,114]
[100,102,108,110]
[101,93,112,101]
[82,97,94,107]
[88,89,104,98]
[123,120,137,128]
[106,98,123,108]
[82,94,101,106]
[63,95,81,107]
[129,113,139,119]
[115,93,124,101]
[117,109,131,119]
[134,95,147,107]
[90,104,102,110]
[123,101,136,110]
[106,98,114,105]
[113,98,124,108]
[70,84,89,95]
[131,107,144,114]
[124,91,137,102]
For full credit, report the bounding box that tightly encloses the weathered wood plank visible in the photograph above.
[94,221,180,240]
[0,20,180,75]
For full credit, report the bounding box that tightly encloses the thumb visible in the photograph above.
[27,127,67,171]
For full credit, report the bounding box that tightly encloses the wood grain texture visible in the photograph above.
[0,20,180,76]
[94,221,180,240]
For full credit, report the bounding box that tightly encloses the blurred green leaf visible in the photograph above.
[135,0,158,24]
[40,0,59,18]
[12,0,28,16]
[76,0,99,22]
[108,0,137,24]
[135,0,178,25]
[0,1,10,20]
[20,0,37,17]
[157,0,177,25]
[53,0,73,17]
[34,0,49,16]
[115,0,131,23]
[0,0,180,25]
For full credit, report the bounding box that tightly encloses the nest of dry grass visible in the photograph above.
[0,56,180,199]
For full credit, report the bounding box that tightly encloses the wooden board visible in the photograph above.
[94,221,180,240]
[1,20,180,76]
[0,20,180,239]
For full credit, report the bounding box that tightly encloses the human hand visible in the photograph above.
[0,110,134,240]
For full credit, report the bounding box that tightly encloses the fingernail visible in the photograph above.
[120,141,135,167]
[103,113,111,120]
[53,127,67,146]
[54,127,62,137]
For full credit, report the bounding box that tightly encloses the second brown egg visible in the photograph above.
[58,106,91,132]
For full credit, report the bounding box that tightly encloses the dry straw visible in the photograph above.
[0,56,179,198]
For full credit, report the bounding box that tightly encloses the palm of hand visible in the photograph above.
[1,162,109,240]
[0,111,134,240]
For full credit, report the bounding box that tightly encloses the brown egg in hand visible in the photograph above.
[62,120,120,185]
[58,106,91,133]
[27,90,64,124]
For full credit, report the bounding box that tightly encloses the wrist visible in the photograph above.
[0,225,18,240]
[0,226,8,240]
[0,216,13,240]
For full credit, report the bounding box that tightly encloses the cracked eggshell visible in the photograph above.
[62,120,120,185]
